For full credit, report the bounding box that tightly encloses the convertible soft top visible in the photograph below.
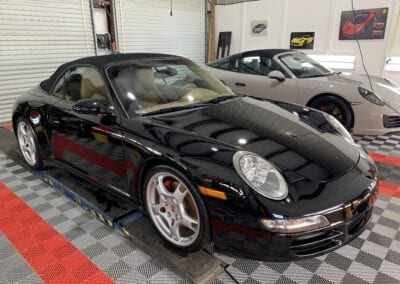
[41,53,184,93]
[240,49,292,57]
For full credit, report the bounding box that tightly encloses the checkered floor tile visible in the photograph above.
[0,233,42,284]
[376,162,400,185]
[0,151,182,283]
[354,133,400,157]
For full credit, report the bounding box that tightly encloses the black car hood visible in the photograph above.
[145,97,359,183]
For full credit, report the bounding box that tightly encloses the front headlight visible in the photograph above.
[233,151,288,200]
[358,87,385,106]
[323,113,355,144]
[261,215,330,234]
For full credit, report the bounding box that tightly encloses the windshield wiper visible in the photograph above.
[301,73,334,78]
[141,104,208,116]
[141,95,236,116]
[204,94,236,104]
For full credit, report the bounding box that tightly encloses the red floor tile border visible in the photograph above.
[0,181,114,284]
[379,180,400,199]
[3,124,13,132]
[369,151,400,167]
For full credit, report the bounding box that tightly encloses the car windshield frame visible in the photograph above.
[107,58,235,116]
[278,52,335,79]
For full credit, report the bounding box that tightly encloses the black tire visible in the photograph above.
[308,95,353,130]
[15,117,43,170]
[143,165,210,252]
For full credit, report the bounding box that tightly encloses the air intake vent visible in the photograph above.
[290,230,343,257]
[384,115,400,128]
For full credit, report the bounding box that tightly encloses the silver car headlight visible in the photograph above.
[358,87,385,106]
[323,113,355,145]
[233,151,288,200]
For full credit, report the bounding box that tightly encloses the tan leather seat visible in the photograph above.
[132,68,165,104]
[80,70,108,104]
[80,78,95,100]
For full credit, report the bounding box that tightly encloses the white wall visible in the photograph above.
[215,0,400,82]
[215,4,243,54]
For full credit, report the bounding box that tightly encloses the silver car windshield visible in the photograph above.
[108,59,235,115]
[279,53,334,78]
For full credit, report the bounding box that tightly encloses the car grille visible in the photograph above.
[383,115,400,128]
[290,230,343,257]
[348,208,372,236]
[290,207,372,257]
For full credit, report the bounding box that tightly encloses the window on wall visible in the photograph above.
[309,55,356,70]
[385,57,400,72]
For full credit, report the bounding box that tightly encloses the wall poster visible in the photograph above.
[251,20,268,37]
[339,7,388,40]
[290,32,315,49]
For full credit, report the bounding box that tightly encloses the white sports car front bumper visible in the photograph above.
[352,103,400,135]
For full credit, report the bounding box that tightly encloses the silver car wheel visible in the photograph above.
[146,172,200,247]
[17,120,37,166]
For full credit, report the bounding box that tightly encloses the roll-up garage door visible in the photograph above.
[0,0,95,124]
[115,0,205,63]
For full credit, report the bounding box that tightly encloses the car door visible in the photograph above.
[50,66,129,195]
[227,52,299,104]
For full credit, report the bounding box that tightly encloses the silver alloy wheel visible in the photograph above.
[146,172,200,247]
[17,120,37,166]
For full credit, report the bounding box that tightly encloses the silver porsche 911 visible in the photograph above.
[205,49,400,135]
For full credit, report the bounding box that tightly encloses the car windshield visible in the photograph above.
[108,59,235,115]
[279,52,334,78]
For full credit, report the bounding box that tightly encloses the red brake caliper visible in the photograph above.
[164,178,173,192]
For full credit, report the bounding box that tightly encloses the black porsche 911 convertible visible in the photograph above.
[12,53,378,260]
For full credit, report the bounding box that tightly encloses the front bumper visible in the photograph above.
[213,188,377,261]
[287,193,374,259]
[352,103,400,135]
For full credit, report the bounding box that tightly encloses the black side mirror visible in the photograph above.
[73,99,110,115]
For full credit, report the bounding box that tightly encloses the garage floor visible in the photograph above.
[0,126,400,284]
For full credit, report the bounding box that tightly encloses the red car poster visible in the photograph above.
[339,7,388,40]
